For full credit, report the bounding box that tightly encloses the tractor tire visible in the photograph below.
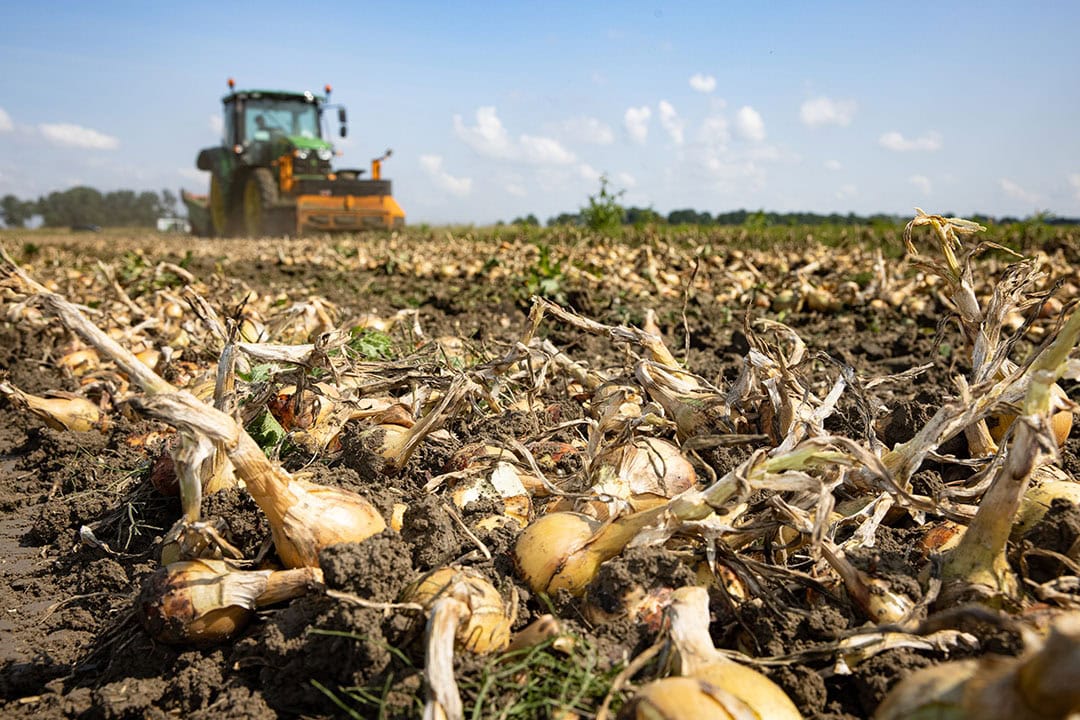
[243,168,290,237]
[210,174,243,237]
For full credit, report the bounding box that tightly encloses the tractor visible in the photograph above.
[184,79,405,237]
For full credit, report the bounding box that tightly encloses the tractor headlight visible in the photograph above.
[293,149,310,160]
[317,148,332,161]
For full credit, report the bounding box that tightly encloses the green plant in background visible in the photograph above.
[524,242,566,302]
[348,328,395,360]
[581,174,625,234]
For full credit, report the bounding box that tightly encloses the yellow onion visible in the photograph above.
[656,587,803,720]
[820,542,913,625]
[1011,465,1080,539]
[986,382,1072,449]
[874,612,1080,720]
[400,566,514,654]
[58,348,100,376]
[0,381,105,432]
[400,566,515,720]
[134,393,387,569]
[138,558,322,645]
[585,437,697,519]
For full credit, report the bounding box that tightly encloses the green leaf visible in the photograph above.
[247,409,286,451]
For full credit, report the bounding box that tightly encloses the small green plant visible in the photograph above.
[524,242,566,302]
[581,175,625,234]
[347,328,394,360]
[21,241,40,259]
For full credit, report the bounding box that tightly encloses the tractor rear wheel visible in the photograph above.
[243,168,285,237]
[209,174,229,237]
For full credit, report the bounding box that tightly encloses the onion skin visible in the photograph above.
[512,511,604,596]
[401,566,513,655]
[619,676,762,720]
[138,558,322,646]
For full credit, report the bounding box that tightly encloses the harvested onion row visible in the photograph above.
[1,256,386,568]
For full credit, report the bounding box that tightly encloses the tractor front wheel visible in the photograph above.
[243,168,284,237]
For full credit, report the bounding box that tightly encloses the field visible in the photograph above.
[1,220,1079,719]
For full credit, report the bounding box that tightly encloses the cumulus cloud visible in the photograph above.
[735,106,766,142]
[624,106,652,144]
[578,163,601,183]
[453,107,514,159]
[800,97,857,127]
[879,131,942,152]
[453,106,575,165]
[39,123,119,150]
[519,135,576,164]
[689,73,716,93]
[909,174,932,195]
[615,171,637,189]
[824,159,842,171]
[420,155,472,196]
[0,108,12,133]
[698,115,731,149]
[562,116,614,145]
[999,178,1039,206]
[1069,173,1080,201]
[657,101,684,145]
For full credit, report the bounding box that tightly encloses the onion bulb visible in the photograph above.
[874,611,1080,719]
[138,558,322,645]
[133,393,386,569]
[0,381,105,432]
[399,566,515,720]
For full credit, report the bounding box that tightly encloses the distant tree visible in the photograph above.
[0,194,36,227]
[625,206,664,227]
[38,186,106,227]
[547,212,582,227]
[158,189,180,217]
[580,174,625,233]
[511,213,540,226]
[667,208,712,225]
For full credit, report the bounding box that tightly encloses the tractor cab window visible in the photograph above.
[243,98,320,144]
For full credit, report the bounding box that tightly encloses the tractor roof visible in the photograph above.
[223,90,326,105]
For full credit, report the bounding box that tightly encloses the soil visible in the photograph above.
[0,229,1077,719]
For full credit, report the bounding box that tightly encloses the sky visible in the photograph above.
[1,1,1079,225]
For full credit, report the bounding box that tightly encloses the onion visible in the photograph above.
[138,558,322,645]
[0,381,105,432]
[874,611,1080,719]
[134,392,386,569]
[620,586,802,720]
[399,566,515,720]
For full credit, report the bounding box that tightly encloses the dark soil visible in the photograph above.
[0,230,1077,719]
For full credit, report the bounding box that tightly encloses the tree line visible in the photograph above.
[0,187,179,229]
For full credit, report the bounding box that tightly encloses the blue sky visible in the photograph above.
[1,1,1078,224]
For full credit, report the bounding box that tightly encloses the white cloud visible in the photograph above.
[454,106,514,159]
[800,97,857,127]
[0,107,12,133]
[1069,173,1080,202]
[519,134,576,165]
[657,101,684,145]
[879,131,942,152]
[909,174,932,195]
[506,183,527,197]
[735,106,766,142]
[420,154,472,197]
[836,184,857,200]
[210,114,224,137]
[615,171,637,189]
[39,123,119,150]
[824,159,842,171]
[624,106,651,144]
[999,178,1039,205]
[454,107,575,166]
[578,163,601,183]
[689,73,716,93]
[562,116,614,145]
[698,115,730,149]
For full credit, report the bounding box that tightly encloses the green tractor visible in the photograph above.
[184,79,405,237]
